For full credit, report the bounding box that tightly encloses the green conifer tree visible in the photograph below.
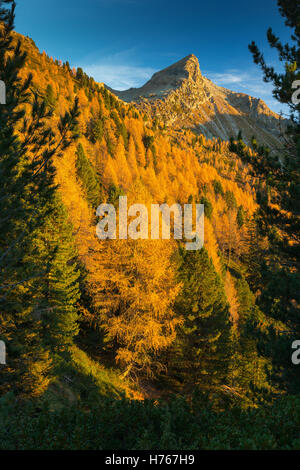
[0,0,80,397]
[249,0,300,393]
[33,197,81,354]
[171,248,232,396]
[75,143,102,208]
[45,84,56,109]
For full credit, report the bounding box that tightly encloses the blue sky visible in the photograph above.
[15,0,292,114]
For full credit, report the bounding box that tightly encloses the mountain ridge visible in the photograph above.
[106,54,288,147]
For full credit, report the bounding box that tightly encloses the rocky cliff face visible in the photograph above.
[106,54,288,148]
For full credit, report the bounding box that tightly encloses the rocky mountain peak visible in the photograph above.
[106,54,288,148]
[106,54,205,103]
[148,54,202,88]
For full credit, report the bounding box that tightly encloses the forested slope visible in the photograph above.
[0,26,290,403]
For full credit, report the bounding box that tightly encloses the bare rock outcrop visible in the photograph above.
[106,54,288,147]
